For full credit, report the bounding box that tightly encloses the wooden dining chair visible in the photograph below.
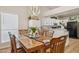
[8,32,25,53]
[43,31,54,53]
[50,36,67,53]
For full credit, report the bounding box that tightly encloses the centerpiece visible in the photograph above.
[28,27,39,39]
[31,27,37,37]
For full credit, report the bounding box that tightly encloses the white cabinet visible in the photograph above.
[41,17,58,26]
[0,13,18,44]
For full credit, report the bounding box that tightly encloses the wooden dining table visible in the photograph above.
[19,30,69,53]
[19,36,45,53]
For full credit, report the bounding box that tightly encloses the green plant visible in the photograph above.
[31,27,37,33]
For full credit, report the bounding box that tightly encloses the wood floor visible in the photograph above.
[65,38,79,53]
[0,38,79,53]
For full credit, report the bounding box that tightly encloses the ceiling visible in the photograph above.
[41,6,79,17]
[27,6,79,17]
[39,6,60,17]
[55,8,79,17]
[40,6,59,10]
[26,6,60,17]
[39,6,59,13]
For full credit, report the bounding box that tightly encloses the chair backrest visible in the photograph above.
[8,32,17,53]
[50,35,67,53]
[39,27,54,37]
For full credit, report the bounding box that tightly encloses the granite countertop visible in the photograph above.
[50,28,69,38]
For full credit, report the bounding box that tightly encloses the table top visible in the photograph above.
[19,29,69,45]
[19,36,44,52]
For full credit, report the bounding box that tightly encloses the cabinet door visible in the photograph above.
[1,30,18,43]
[1,13,18,30]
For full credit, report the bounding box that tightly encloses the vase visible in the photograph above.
[32,33,35,38]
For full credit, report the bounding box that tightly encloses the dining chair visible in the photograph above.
[8,32,25,53]
[43,31,54,53]
[50,35,67,53]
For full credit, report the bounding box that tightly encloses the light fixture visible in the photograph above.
[28,6,40,20]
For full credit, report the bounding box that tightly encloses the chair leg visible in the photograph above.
[11,50,14,53]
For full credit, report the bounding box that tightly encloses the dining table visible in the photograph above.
[19,29,69,53]
[19,35,45,53]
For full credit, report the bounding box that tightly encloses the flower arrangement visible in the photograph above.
[28,27,38,38]
[31,27,37,33]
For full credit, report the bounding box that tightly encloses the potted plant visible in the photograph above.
[30,27,37,38]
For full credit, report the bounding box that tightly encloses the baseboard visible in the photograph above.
[0,42,10,49]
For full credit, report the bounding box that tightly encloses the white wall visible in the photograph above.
[0,6,29,30]
[0,6,51,30]
[29,20,41,28]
